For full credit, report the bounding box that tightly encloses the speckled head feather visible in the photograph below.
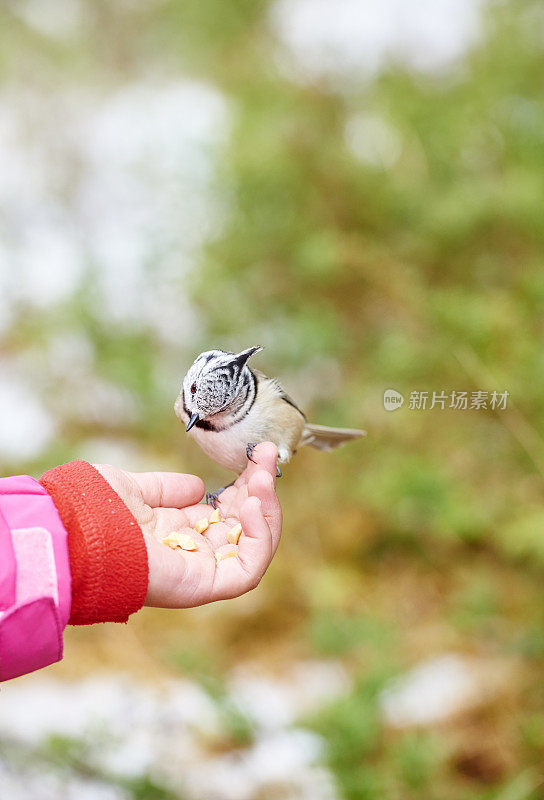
[181,346,262,424]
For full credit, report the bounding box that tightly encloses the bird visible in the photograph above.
[174,346,365,505]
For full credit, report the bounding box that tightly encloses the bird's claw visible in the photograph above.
[247,442,282,476]
[206,491,220,509]
[246,442,259,464]
[206,480,235,509]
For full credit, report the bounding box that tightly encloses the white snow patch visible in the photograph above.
[0,372,56,461]
[228,660,351,730]
[0,79,228,344]
[0,666,346,800]
[0,759,128,800]
[272,0,488,84]
[379,653,507,727]
[181,730,332,800]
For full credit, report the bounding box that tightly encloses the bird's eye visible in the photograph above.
[190,382,197,394]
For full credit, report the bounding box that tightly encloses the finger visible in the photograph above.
[247,470,282,553]
[237,495,273,584]
[211,496,273,601]
[128,472,205,509]
[235,442,279,488]
[212,484,247,519]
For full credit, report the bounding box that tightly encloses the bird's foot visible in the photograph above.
[246,442,282,477]
[206,481,235,509]
[246,442,259,464]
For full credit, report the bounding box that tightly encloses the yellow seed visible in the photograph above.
[194,518,209,534]
[216,549,237,562]
[161,531,198,551]
[227,523,242,545]
[178,533,198,551]
[165,529,184,541]
[209,508,224,524]
[162,537,179,549]
[161,534,181,549]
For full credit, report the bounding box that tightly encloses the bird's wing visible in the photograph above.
[301,423,366,451]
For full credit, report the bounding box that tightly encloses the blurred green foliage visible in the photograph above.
[2,0,544,797]
[307,673,449,800]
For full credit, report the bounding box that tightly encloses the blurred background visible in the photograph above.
[1,0,544,797]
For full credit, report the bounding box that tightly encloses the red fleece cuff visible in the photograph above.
[39,461,148,625]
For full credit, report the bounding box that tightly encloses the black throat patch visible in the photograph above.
[183,400,218,431]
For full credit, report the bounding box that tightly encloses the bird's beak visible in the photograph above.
[186,412,199,432]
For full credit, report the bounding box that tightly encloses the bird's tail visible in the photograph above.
[300,423,366,452]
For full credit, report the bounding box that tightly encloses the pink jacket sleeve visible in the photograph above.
[0,475,71,681]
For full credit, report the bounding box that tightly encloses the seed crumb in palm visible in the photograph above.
[209,508,224,524]
[216,549,237,562]
[161,531,198,551]
[227,523,242,544]
[194,518,209,534]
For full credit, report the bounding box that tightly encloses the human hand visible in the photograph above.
[95,443,282,608]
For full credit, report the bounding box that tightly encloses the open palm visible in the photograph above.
[95,443,282,608]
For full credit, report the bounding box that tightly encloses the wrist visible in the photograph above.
[40,461,148,625]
